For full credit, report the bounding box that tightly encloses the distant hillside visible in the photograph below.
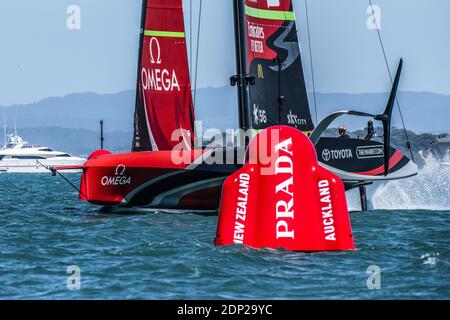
[0,91,136,132]
[1,89,449,134]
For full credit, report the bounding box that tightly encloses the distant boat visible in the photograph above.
[0,133,85,173]
[436,134,450,144]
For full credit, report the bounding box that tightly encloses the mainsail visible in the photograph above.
[132,0,195,151]
[244,0,314,131]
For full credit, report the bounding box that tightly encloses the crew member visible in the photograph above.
[338,126,350,139]
[365,120,374,140]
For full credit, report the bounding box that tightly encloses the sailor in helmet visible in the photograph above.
[365,120,374,140]
[338,126,350,139]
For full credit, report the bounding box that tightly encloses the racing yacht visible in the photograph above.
[0,133,85,173]
[55,0,417,210]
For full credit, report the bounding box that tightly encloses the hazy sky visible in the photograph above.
[0,0,449,106]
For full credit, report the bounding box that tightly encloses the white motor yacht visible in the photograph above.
[0,134,85,173]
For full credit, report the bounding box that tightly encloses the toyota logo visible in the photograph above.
[322,149,331,162]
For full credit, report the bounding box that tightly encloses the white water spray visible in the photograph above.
[370,151,450,210]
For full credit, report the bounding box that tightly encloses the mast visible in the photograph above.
[231,0,252,133]
[135,0,148,93]
[3,116,6,148]
[132,0,149,151]
[100,120,104,150]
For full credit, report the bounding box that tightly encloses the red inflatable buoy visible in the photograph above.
[215,126,355,251]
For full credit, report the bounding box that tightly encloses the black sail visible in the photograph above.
[243,0,314,132]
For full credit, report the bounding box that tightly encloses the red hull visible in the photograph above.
[73,149,238,210]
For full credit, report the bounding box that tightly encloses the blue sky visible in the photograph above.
[0,0,449,106]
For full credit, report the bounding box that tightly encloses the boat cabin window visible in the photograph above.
[55,154,71,157]
[39,148,53,152]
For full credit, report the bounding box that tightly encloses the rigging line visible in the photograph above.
[368,0,415,162]
[36,161,87,198]
[193,0,203,107]
[190,0,192,77]
[304,0,318,125]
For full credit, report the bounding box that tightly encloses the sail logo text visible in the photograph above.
[356,145,384,159]
[141,37,180,92]
[267,0,280,7]
[275,138,295,239]
[321,149,353,162]
[257,64,264,79]
[253,105,267,126]
[233,173,250,244]
[287,110,307,126]
[101,164,132,186]
[319,180,336,241]
[248,22,264,53]
[248,23,265,39]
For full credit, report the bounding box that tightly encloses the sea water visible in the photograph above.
[0,154,448,299]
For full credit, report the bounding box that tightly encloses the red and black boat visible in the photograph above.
[56,0,417,211]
